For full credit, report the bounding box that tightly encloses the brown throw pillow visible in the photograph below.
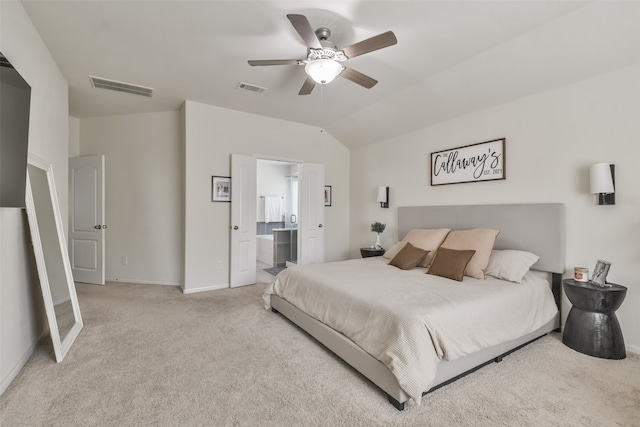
[382,229,451,267]
[427,247,476,281]
[389,242,429,270]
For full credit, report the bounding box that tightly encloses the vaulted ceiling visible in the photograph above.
[21,1,640,149]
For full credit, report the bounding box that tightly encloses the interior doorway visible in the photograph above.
[68,155,106,285]
[229,154,325,288]
[256,159,300,279]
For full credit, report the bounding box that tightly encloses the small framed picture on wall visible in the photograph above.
[212,176,231,202]
[324,185,332,207]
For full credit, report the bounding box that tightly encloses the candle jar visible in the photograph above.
[574,267,589,282]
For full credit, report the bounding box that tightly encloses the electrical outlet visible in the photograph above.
[216,260,223,269]
[122,256,128,265]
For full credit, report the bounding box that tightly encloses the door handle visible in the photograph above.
[94,225,102,230]
[233,225,239,230]
[103,225,108,229]
[318,224,323,228]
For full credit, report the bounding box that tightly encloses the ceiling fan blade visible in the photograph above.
[340,67,378,89]
[298,76,316,95]
[287,14,322,49]
[248,59,300,66]
[341,31,397,59]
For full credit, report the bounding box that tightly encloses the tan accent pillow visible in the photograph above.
[383,229,451,267]
[388,242,429,270]
[427,247,476,282]
[440,228,500,279]
[382,242,403,259]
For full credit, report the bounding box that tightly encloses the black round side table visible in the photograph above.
[562,279,627,359]
[360,247,385,258]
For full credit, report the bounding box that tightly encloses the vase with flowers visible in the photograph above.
[370,221,386,249]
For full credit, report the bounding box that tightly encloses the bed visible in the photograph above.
[263,203,565,410]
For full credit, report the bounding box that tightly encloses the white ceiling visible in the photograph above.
[20,1,640,149]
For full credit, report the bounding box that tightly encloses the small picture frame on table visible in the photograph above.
[324,185,332,207]
[212,176,231,202]
[591,259,612,287]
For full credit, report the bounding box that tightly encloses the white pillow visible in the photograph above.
[485,250,540,283]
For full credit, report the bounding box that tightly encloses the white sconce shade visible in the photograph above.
[305,59,343,84]
[377,186,389,208]
[589,163,615,205]
[590,163,614,194]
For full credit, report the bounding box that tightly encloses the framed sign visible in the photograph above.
[431,138,505,186]
[212,176,231,202]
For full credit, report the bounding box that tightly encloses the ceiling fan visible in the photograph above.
[248,14,397,95]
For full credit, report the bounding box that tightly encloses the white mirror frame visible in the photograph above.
[25,154,83,362]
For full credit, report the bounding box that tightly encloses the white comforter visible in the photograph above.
[262,257,558,403]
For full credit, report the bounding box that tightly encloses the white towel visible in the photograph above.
[264,196,282,223]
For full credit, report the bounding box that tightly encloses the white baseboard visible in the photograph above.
[0,331,48,397]
[626,343,639,355]
[105,278,181,287]
[181,283,228,294]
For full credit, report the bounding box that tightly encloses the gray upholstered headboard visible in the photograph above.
[398,203,565,274]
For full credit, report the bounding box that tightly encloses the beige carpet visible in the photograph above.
[1,281,639,427]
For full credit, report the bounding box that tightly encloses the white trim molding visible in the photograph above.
[105,278,181,287]
[181,283,229,294]
[0,331,48,396]
[626,344,640,355]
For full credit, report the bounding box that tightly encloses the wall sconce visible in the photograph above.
[590,163,615,205]
[377,186,389,208]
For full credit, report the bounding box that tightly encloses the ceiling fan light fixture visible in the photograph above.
[305,59,344,85]
[248,14,397,94]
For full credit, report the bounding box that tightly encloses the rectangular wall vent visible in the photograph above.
[89,76,153,97]
[236,82,267,94]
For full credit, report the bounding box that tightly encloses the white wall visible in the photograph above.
[350,65,640,353]
[0,209,45,395]
[79,111,183,285]
[183,100,350,292]
[68,116,80,157]
[0,1,69,394]
[0,5,69,222]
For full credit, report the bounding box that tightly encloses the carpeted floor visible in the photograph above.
[1,281,639,426]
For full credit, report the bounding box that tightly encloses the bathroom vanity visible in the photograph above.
[273,228,297,266]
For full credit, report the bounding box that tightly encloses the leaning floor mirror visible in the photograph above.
[25,154,83,362]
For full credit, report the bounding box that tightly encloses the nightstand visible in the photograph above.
[562,278,627,359]
[360,247,385,258]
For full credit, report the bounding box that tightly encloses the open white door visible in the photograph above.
[298,163,324,265]
[230,154,257,287]
[68,155,105,285]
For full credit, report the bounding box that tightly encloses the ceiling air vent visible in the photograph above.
[89,76,153,97]
[236,82,266,94]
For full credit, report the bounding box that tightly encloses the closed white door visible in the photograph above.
[298,163,324,264]
[68,155,105,285]
[230,154,257,287]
